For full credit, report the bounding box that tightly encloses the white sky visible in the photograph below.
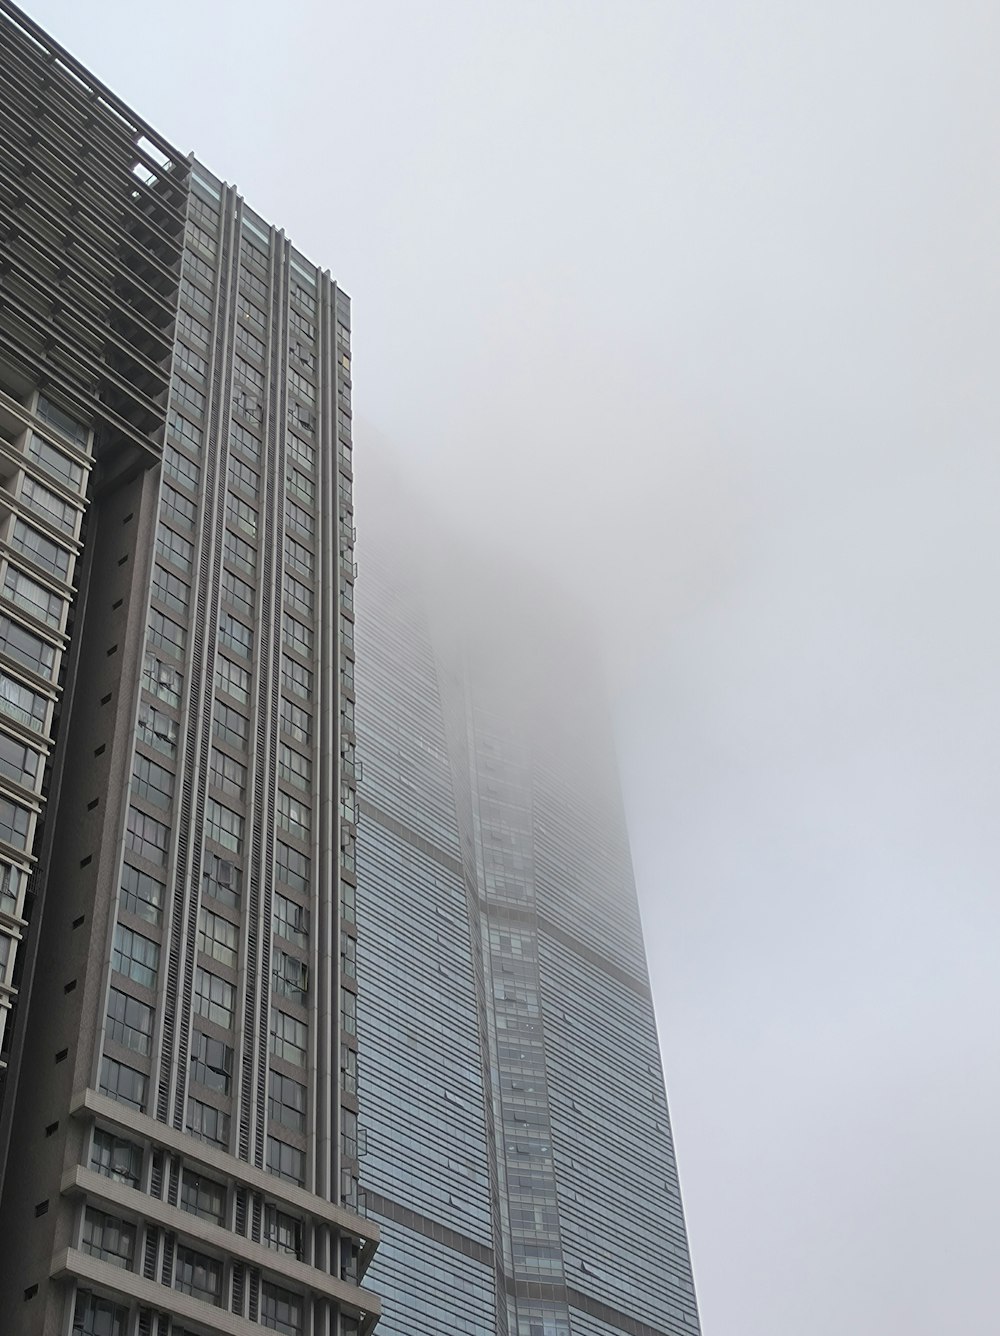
[26,2,1000,1330]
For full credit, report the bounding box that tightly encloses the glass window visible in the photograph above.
[227,493,257,537]
[269,1070,306,1133]
[168,409,203,452]
[142,652,183,709]
[278,744,310,791]
[203,853,241,909]
[276,841,310,895]
[216,655,250,705]
[213,702,247,750]
[194,967,234,1028]
[3,564,63,628]
[180,1168,226,1224]
[280,699,311,746]
[177,307,211,345]
[172,379,206,419]
[162,483,197,530]
[99,1056,147,1111]
[0,794,31,849]
[266,1138,305,1190]
[282,614,312,658]
[81,1207,136,1270]
[0,614,55,677]
[209,747,246,801]
[181,278,214,318]
[230,420,261,462]
[112,922,160,988]
[186,1097,230,1148]
[20,475,77,534]
[285,499,313,539]
[125,806,170,866]
[284,574,313,618]
[90,1128,142,1187]
[174,1245,222,1306]
[0,732,39,787]
[131,753,174,809]
[198,904,238,968]
[272,948,308,1004]
[273,891,309,948]
[137,701,178,758]
[224,528,256,576]
[286,467,314,505]
[222,568,255,616]
[36,395,87,447]
[205,797,243,854]
[219,612,252,658]
[174,344,207,383]
[269,1008,307,1067]
[72,1291,128,1336]
[26,431,84,490]
[284,535,313,578]
[229,454,259,499]
[276,790,310,842]
[10,519,71,580]
[0,668,48,731]
[152,563,189,614]
[264,1204,302,1258]
[148,608,187,658]
[120,863,164,926]
[190,1029,233,1094]
[105,987,154,1055]
[156,523,194,574]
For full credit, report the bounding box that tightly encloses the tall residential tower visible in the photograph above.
[0,5,374,1335]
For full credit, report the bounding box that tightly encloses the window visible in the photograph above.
[284,574,313,618]
[120,863,164,926]
[152,563,190,615]
[266,1138,305,1189]
[238,293,266,329]
[230,420,261,462]
[81,1207,135,1270]
[26,432,83,490]
[213,702,247,750]
[273,891,309,948]
[0,615,55,678]
[340,613,354,652]
[209,748,246,801]
[224,528,256,576]
[341,932,356,980]
[284,535,313,578]
[276,841,310,895]
[198,905,238,968]
[168,408,204,452]
[183,250,215,285]
[90,1129,141,1187]
[241,268,268,303]
[234,354,264,392]
[99,1056,147,1111]
[72,1291,128,1336]
[269,1070,306,1133]
[261,1280,304,1334]
[282,614,312,657]
[186,222,217,259]
[287,368,315,404]
[222,568,254,616]
[112,923,160,988]
[142,652,183,708]
[0,795,31,849]
[156,523,194,574]
[264,1204,302,1258]
[3,564,64,628]
[285,499,313,539]
[272,948,308,1004]
[0,669,48,731]
[187,1098,230,1147]
[219,612,252,657]
[137,702,177,758]
[190,1030,234,1094]
[280,698,311,746]
[11,519,71,580]
[278,744,310,791]
[125,806,170,866]
[148,608,187,658]
[173,379,205,419]
[131,753,174,809]
[235,323,266,361]
[174,344,207,382]
[341,1043,358,1096]
[203,853,241,909]
[227,493,257,537]
[21,475,77,534]
[164,443,201,491]
[0,732,39,787]
[36,394,88,447]
[286,467,314,505]
[289,308,314,341]
[277,790,310,842]
[162,483,197,530]
[229,454,259,499]
[105,987,154,1055]
[181,1169,226,1224]
[341,1107,358,1160]
[194,967,234,1028]
[177,307,211,344]
[205,797,243,854]
[270,1008,307,1067]
[174,1245,222,1306]
[216,655,250,705]
[341,988,356,1035]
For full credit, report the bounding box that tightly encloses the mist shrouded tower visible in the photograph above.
[355,468,701,1336]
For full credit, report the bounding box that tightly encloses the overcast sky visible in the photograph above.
[28,1,1000,1330]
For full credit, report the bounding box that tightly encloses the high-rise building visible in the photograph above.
[0,5,375,1335]
[354,472,702,1336]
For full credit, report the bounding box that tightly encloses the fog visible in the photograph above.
[28,0,1000,1330]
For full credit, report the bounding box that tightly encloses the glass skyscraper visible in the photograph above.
[355,476,701,1336]
[0,5,373,1334]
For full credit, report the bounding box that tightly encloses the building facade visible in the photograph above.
[0,5,374,1335]
[355,485,702,1336]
